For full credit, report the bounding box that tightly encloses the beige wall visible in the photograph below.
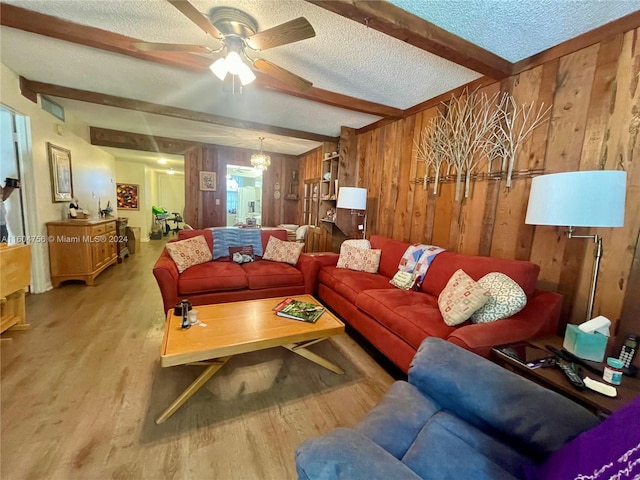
[1,63,117,292]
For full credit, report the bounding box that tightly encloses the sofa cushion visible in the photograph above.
[319,266,395,304]
[471,272,528,323]
[241,260,305,290]
[336,245,381,273]
[354,381,441,460]
[165,235,212,273]
[178,261,248,294]
[370,235,411,278]
[402,411,533,480]
[438,269,490,326]
[356,289,459,349]
[262,236,304,265]
[422,251,540,298]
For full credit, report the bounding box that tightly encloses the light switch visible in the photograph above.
[215,199,220,205]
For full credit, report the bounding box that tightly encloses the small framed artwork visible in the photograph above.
[116,183,139,210]
[48,142,74,202]
[199,171,216,191]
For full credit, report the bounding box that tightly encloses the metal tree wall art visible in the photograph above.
[415,88,552,199]
[489,94,552,189]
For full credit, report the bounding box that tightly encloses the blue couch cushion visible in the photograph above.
[403,411,534,479]
[354,381,441,459]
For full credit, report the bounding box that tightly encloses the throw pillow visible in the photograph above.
[229,245,254,264]
[340,239,371,252]
[165,235,212,273]
[471,272,527,323]
[524,397,640,480]
[438,269,490,326]
[262,236,304,265]
[336,244,381,273]
[389,270,416,290]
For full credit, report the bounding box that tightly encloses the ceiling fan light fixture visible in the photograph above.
[210,57,228,81]
[225,51,243,75]
[237,62,256,85]
[250,137,271,171]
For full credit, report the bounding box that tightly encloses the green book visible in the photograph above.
[273,297,325,323]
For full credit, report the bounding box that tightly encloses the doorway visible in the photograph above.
[0,107,26,242]
[226,165,262,226]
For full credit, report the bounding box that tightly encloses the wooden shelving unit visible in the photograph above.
[320,154,339,230]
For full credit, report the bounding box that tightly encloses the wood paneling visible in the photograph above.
[184,144,298,229]
[350,27,640,337]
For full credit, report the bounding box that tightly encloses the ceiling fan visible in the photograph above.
[133,0,316,91]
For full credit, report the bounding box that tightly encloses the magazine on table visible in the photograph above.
[273,297,325,323]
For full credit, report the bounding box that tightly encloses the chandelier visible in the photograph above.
[250,137,271,171]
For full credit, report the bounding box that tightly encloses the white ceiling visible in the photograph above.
[1,0,639,172]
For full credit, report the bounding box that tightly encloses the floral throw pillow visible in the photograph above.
[336,244,381,273]
[438,269,490,326]
[262,236,304,265]
[165,235,212,273]
[471,272,527,323]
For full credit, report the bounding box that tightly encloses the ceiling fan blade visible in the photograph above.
[246,17,315,51]
[133,42,213,53]
[167,0,223,41]
[253,58,313,91]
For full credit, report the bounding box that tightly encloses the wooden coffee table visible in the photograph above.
[156,295,345,423]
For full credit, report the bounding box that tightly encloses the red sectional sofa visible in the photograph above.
[316,235,562,373]
[153,229,320,313]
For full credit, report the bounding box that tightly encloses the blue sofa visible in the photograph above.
[295,338,601,480]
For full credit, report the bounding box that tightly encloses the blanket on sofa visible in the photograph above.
[397,244,446,288]
[211,227,263,259]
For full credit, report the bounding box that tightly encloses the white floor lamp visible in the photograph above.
[525,170,627,322]
[337,187,367,239]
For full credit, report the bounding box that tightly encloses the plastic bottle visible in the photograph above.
[603,357,623,385]
[181,299,190,329]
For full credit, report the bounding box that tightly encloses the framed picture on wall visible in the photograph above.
[199,171,216,191]
[116,183,139,210]
[47,142,74,202]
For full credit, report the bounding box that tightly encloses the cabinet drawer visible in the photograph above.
[91,224,107,236]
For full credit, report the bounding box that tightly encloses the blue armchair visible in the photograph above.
[296,338,600,480]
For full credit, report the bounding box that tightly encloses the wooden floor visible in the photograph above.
[1,239,394,480]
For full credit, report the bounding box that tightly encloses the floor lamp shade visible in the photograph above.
[337,187,367,210]
[525,170,626,227]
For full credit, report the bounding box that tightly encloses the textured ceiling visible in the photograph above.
[390,0,640,63]
[1,0,638,160]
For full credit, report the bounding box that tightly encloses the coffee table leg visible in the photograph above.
[156,356,232,424]
[283,339,344,374]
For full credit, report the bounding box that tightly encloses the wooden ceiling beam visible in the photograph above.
[307,0,513,80]
[1,3,399,119]
[90,127,200,155]
[20,77,337,144]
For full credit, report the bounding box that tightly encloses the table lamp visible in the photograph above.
[525,170,627,322]
[337,187,367,239]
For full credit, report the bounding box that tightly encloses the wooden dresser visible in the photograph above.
[0,243,31,334]
[46,219,117,287]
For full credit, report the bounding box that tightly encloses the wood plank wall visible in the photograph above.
[183,144,299,229]
[353,28,640,335]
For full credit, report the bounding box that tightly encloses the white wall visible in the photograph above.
[115,160,150,240]
[1,63,117,292]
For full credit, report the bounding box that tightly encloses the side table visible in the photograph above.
[492,337,640,416]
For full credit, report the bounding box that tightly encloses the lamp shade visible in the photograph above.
[525,170,626,227]
[337,187,367,210]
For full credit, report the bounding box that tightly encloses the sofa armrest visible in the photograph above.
[408,338,599,460]
[446,290,563,356]
[296,428,421,480]
[309,252,340,268]
[152,249,180,313]
[296,253,321,294]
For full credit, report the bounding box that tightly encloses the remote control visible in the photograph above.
[584,377,617,397]
[556,362,585,390]
[545,345,604,375]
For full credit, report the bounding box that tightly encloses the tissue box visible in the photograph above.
[563,324,608,362]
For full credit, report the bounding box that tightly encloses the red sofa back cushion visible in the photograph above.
[420,251,540,298]
[370,235,411,278]
[178,228,287,257]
